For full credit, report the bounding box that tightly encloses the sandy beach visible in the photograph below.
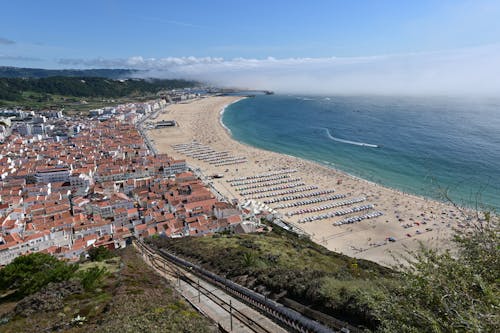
[148,96,463,266]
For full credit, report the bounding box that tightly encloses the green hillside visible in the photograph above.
[0,66,138,79]
[0,77,197,101]
[0,76,199,111]
[148,225,394,330]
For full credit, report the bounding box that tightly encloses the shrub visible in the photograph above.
[0,253,78,297]
[241,252,257,267]
[87,246,115,262]
[377,216,499,332]
[77,266,108,291]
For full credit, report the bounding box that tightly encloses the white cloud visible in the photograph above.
[58,44,500,96]
[59,56,225,68]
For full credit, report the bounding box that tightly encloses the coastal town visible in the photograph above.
[0,91,466,267]
[0,94,261,266]
[0,2,497,331]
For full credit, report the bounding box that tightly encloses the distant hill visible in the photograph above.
[0,66,139,79]
[0,76,199,102]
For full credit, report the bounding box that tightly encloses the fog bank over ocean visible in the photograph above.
[98,44,500,96]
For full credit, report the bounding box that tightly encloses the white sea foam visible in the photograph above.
[319,127,379,148]
[219,97,247,136]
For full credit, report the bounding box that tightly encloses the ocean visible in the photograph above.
[222,94,500,211]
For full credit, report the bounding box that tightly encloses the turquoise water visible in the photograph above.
[223,95,500,210]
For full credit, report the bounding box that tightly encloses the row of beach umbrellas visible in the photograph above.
[298,204,374,223]
[249,185,319,199]
[286,197,366,216]
[230,175,290,186]
[172,141,247,167]
[210,156,247,165]
[227,169,297,183]
[196,152,230,161]
[334,211,384,226]
[273,193,347,209]
[235,177,301,191]
[239,182,306,196]
[263,189,337,204]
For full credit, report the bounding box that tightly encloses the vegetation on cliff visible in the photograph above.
[149,224,394,330]
[377,215,499,332]
[0,247,214,333]
[0,213,497,332]
[149,214,499,332]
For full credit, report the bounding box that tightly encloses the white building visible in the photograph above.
[31,124,45,135]
[47,110,63,118]
[0,230,72,266]
[161,160,187,176]
[89,109,104,117]
[69,173,92,196]
[35,167,71,184]
[15,123,32,136]
[103,107,116,115]
[32,115,46,124]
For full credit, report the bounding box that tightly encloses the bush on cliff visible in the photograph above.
[0,253,78,297]
[377,214,499,332]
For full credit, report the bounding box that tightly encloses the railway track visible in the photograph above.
[135,239,356,333]
[135,240,278,333]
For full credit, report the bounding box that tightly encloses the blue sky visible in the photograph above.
[1,0,500,94]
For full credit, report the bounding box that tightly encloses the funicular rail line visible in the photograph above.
[135,239,357,333]
[136,240,274,333]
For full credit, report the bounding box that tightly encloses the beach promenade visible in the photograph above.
[147,96,462,266]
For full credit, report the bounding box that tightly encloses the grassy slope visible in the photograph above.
[149,226,396,331]
[0,247,214,333]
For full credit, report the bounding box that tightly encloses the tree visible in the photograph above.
[0,253,78,297]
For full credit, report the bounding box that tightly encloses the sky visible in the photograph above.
[1,0,500,95]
